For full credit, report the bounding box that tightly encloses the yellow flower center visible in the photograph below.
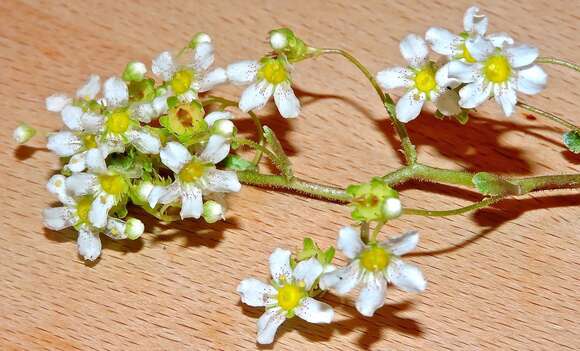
[277,282,305,311]
[178,159,207,183]
[106,110,130,134]
[360,246,390,272]
[82,134,98,149]
[99,175,127,196]
[461,43,477,63]
[483,55,511,83]
[76,196,93,224]
[258,59,288,85]
[414,67,437,93]
[170,70,194,95]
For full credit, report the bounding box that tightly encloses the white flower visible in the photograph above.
[448,37,547,116]
[237,248,334,344]
[151,37,226,102]
[320,227,426,317]
[426,6,514,61]
[64,165,130,229]
[42,175,144,261]
[101,106,161,155]
[227,57,300,118]
[147,141,241,220]
[45,74,100,113]
[376,34,460,122]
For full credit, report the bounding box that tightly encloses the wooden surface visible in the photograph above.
[1,0,579,350]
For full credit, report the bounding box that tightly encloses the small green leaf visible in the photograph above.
[297,237,318,261]
[563,130,580,154]
[472,172,521,196]
[221,155,257,171]
[322,247,335,264]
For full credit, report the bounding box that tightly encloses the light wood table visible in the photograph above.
[1,0,578,350]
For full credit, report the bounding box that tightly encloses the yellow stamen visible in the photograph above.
[360,246,390,272]
[461,43,477,63]
[277,283,305,311]
[106,110,130,134]
[414,67,437,93]
[483,55,511,83]
[171,70,194,95]
[76,196,93,224]
[178,159,206,183]
[99,175,127,196]
[82,134,98,149]
[258,59,288,85]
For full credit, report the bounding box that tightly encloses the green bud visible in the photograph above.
[203,200,225,223]
[188,32,211,49]
[346,177,399,222]
[125,218,144,240]
[122,61,147,82]
[211,119,235,138]
[13,123,36,144]
[563,130,580,154]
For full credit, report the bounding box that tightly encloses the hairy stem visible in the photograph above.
[319,48,417,164]
[516,102,578,131]
[537,57,580,73]
[403,197,501,217]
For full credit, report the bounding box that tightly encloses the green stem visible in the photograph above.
[235,138,283,173]
[370,220,385,243]
[403,197,501,217]
[537,57,580,73]
[513,174,580,194]
[318,48,417,164]
[516,102,577,131]
[248,111,265,164]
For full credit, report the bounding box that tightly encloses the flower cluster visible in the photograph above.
[42,34,243,260]
[377,6,547,122]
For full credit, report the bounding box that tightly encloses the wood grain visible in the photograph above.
[1,0,579,350]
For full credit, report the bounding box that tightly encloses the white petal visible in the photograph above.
[199,67,227,92]
[152,51,176,81]
[80,112,104,132]
[179,184,203,219]
[61,105,84,131]
[384,230,419,256]
[273,83,300,118]
[458,79,492,109]
[104,217,127,240]
[88,194,116,228]
[192,42,214,72]
[293,257,323,290]
[202,168,241,193]
[447,60,480,83]
[148,183,179,208]
[47,131,82,157]
[505,45,539,68]
[65,151,88,173]
[435,89,462,116]
[126,130,161,154]
[103,77,128,108]
[42,207,76,230]
[435,62,461,89]
[46,174,75,206]
[399,34,429,68]
[239,80,274,112]
[387,259,427,292]
[395,89,425,123]
[152,95,169,115]
[85,148,107,173]
[99,136,125,156]
[237,278,276,307]
[319,261,361,295]
[425,27,462,56]
[204,111,233,127]
[226,60,259,85]
[132,103,156,123]
[465,36,494,61]
[376,67,413,90]
[516,65,547,95]
[77,226,102,261]
[160,141,192,173]
[46,94,71,112]
[494,84,517,117]
[269,248,292,281]
[463,6,488,35]
[295,297,334,323]
[200,135,230,164]
[355,277,386,317]
[487,32,514,48]
[337,226,364,260]
[256,308,286,344]
[76,74,101,100]
[65,173,98,197]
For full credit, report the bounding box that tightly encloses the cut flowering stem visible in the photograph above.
[516,102,578,131]
[537,57,580,73]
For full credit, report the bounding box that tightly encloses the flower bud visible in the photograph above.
[269,30,289,50]
[13,123,36,144]
[125,218,144,240]
[203,200,225,223]
[189,32,212,49]
[122,61,147,82]
[211,119,235,138]
[382,197,402,219]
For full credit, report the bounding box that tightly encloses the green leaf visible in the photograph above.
[563,130,580,154]
[297,237,318,261]
[221,155,257,171]
[472,172,521,196]
[263,126,293,179]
